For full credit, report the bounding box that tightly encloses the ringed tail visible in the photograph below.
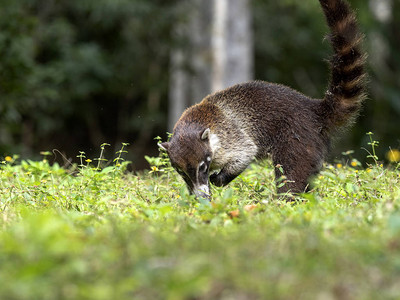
[319,0,367,129]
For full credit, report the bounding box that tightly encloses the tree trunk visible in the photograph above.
[168,0,253,130]
[212,0,253,92]
[168,48,189,132]
[168,0,213,131]
[369,0,392,23]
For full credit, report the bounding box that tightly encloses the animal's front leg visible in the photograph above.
[210,139,257,187]
[209,159,251,187]
[209,169,238,187]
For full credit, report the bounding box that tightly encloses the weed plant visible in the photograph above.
[0,137,399,300]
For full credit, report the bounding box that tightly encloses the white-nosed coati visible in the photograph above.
[160,0,367,199]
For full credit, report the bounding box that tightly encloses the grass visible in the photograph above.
[0,141,400,300]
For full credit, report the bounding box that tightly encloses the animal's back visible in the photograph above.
[203,81,328,161]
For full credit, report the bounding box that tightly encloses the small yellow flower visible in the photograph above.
[5,156,12,162]
[367,168,372,173]
[149,166,159,173]
[336,163,343,169]
[351,161,358,167]
[85,159,92,163]
[387,149,400,163]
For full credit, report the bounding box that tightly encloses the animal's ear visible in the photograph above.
[158,142,170,152]
[201,128,210,140]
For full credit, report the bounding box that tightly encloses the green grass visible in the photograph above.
[0,144,399,300]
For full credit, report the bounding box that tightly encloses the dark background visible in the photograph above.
[1,0,399,169]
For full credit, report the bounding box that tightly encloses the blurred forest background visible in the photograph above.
[0,0,399,169]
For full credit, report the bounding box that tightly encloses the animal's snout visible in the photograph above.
[193,184,211,200]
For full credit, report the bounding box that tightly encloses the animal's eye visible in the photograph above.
[199,161,207,173]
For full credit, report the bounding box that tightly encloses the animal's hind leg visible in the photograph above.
[272,150,323,196]
[274,166,311,195]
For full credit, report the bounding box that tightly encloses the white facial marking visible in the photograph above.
[196,184,209,195]
[193,183,210,199]
[198,161,207,173]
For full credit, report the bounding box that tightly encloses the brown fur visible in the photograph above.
[160,0,367,199]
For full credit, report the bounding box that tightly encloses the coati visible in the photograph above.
[159,0,366,199]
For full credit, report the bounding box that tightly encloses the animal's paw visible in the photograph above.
[210,172,224,187]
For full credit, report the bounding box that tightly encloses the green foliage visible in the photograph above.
[0,143,399,299]
[0,0,182,156]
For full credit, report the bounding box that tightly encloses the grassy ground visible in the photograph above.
[0,143,399,300]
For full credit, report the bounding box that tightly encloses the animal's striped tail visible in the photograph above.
[318,0,367,130]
